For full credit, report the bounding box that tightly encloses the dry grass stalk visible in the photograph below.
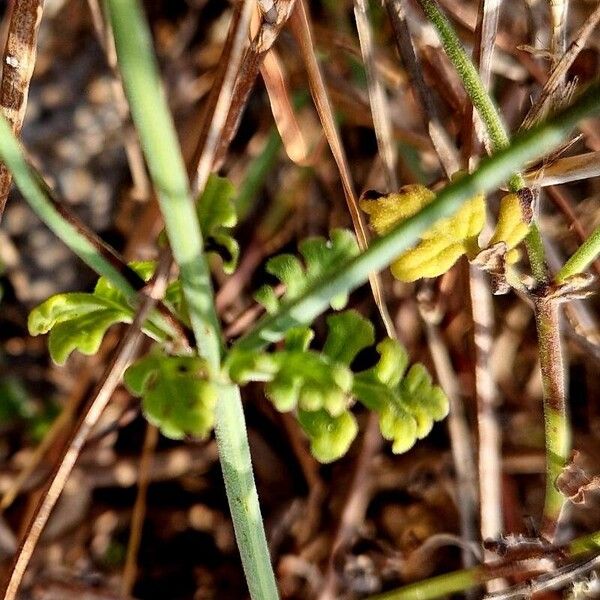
[466,2,504,580]
[86,0,151,201]
[384,0,459,176]
[289,0,396,337]
[192,0,296,181]
[193,0,255,193]
[354,0,398,190]
[524,150,600,187]
[121,423,159,596]
[0,0,44,220]
[521,2,600,129]
[421,306,479,569]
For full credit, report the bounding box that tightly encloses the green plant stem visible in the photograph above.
[367,530,600,600]
[525,222,549,283]
[106,2,279,599]
[555,223,600,282]
[106,0,220,371]
[368,568,481,600]
[416,0,509,152]
[416,0,578,539]
[0,116,135,296]
[415,0,551,281]
[534,296,569,541]
[214,384,279,597]
[235,79,600,353]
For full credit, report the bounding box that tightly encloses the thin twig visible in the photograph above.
[384,0,459,177]
[86,0,151,200]
[549,0,569,71]
[466,0,503,579]
[192,0,295,187]
[121,423,159,597]
[289,0,396,337]
[2,256,172,600]
[422,310,478,570]
[353,0,398,190]
[0,0,44,221]
[470,267,503,554]
[521,2,600,129]
[485,553,600,600]
[193,0,255,194]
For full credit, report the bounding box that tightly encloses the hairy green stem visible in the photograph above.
[555,223,600,282]
[534,296,569,541]
[416,0,508,150]
[415,0,550,280]
[105,2,279,598]
[214,384,279,598]
[236,80,600,353]
[416,0,578,538]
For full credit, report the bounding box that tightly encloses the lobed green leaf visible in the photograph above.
[254,229,360,314]
[196,174,240,274]
[124,349,217,440]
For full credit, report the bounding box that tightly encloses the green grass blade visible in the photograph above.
[235,80,600,352]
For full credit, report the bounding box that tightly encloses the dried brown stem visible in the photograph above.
[191,0,296,184]
[86,0,151,200]
[0,0,44,221]
[121,423,159,597]
[423,312,479,569]
[384,0,459,177]
[289,0,396,337]
[353,0,398,189]
[521,2,600,129]
[466,1,503,579]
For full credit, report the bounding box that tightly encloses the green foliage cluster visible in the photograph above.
[229,309,448,462]
[29,215,449,462]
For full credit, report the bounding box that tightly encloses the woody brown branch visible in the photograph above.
[0,0,44,221]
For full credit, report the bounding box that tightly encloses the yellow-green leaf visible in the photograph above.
[489,192,532,264]
[360,185,485,282]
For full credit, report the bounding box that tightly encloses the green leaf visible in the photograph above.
[297,409,358,463]
[322,310,374,364]
[254,229,360,314]
[28,293,133,365]
[360,185,485,282]
[124,349,217,440]
[229,310,449,461]
[227,310,371,416]
[353,339,449,454]
[28,261,181,365]
[197,174,239,274]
